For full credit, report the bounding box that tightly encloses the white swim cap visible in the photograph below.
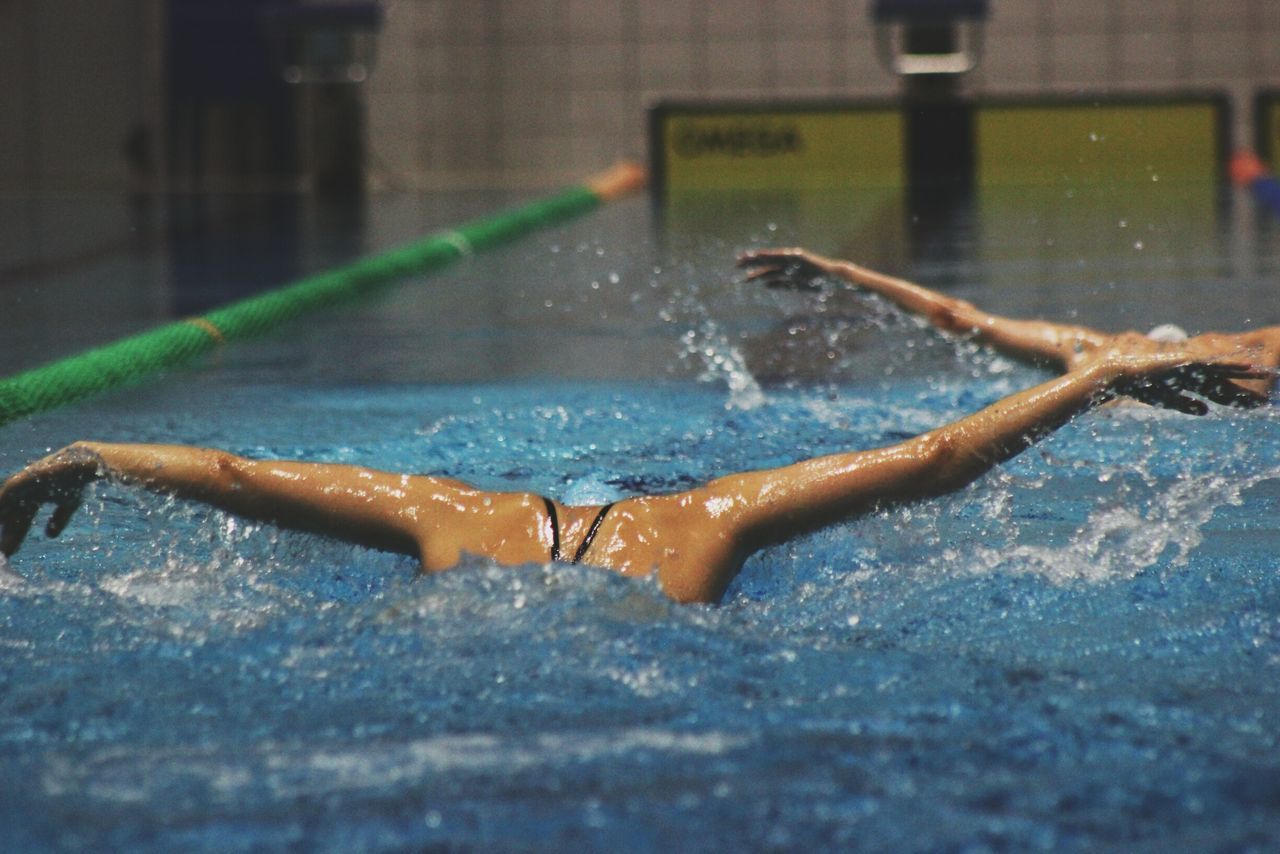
[1146,323,1189,343]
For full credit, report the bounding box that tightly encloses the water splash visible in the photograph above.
[679,318,766,410]
[950,459,1280,585]
[654,252,768,410]
[0,552,23,588]
[97,553,302,639]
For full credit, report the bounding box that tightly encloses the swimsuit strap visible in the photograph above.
[571,503,615,565]
[542,498,614,565]
[543,496,561,563]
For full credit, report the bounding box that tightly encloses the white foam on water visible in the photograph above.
[944,462,1280,585]
[39,727,748,806]
[0,552,24,588]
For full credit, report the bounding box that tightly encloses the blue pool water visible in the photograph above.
[2,189,1280,849]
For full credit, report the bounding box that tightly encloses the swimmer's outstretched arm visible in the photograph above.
[0,443,431,560]
[677,352,1268,600]
[1234,326,1280,364]
[739,247,1107,368]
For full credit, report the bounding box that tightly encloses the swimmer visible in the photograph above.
[739,247,1280,411]
[0,352,1262,604]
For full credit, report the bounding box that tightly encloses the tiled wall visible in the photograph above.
[367,0,1280,187]
[0,0,164,272]
[4,0,1280,195]
[0,0,162,193]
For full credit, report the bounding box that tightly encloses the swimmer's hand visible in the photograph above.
[737,247,835,291]
[1105,353,1272,415]
[0,443,106,559]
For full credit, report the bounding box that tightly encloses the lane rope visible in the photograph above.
[436,230,474,257]
[0,162,646,428]
[183,317,227,345]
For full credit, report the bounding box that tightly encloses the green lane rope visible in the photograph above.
[0,170,636,428]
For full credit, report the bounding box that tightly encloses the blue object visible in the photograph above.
[1230,150,1280,220]
[1249,174,1280,219]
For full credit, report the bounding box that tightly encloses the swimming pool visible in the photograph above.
[2,187,1279,850]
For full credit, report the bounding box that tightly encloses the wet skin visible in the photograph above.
[0,352,1265,603]
[740,247,1280,410]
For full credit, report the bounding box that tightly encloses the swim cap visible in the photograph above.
[1146,323,1189,343]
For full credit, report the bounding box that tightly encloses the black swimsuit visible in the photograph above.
[542,497,614,564]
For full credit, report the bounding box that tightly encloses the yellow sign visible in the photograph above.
[654,107,906,195]
[976,102,1221,186]
[652,99,1224,195]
